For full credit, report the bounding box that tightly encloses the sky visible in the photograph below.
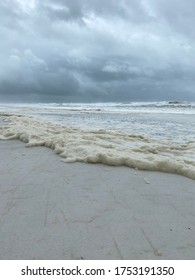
[0,0,195,103]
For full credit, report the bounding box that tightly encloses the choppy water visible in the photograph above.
[1,101,195,143]
[0,101,195,179]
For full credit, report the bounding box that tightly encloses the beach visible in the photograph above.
[0,104,195,260]
[0,138,195,259]
[1,0,195,266]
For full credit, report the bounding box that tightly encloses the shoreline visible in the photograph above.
[0,139,195,259]
[0,114,194,180]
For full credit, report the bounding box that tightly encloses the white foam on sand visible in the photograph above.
[0,114,195,180]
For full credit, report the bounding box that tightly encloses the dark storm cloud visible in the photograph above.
[40,0,148,22]
[0,0,195,102]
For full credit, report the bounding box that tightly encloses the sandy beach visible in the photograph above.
[1,0,195,265]
[0,137,195,260]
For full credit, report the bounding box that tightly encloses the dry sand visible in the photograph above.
[0,139,195,260]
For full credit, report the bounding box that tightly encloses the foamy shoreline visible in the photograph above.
[0,138,195,259]
[0,113,195,179]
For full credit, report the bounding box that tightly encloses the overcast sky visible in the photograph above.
[0,0,195,102]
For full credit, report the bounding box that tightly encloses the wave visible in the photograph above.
[1,101,195,116]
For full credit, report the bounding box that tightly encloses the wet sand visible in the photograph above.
[0,139,195,259]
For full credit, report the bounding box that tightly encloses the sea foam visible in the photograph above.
[0,114,195,180]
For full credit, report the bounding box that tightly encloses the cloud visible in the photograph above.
[0,0,195,102]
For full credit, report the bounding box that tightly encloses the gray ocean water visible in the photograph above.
[1,101,195,144]
[1,101,195,179]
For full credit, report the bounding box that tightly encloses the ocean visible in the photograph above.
[0,101,195,179]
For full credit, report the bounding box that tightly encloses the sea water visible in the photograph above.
[0,102,195,179]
